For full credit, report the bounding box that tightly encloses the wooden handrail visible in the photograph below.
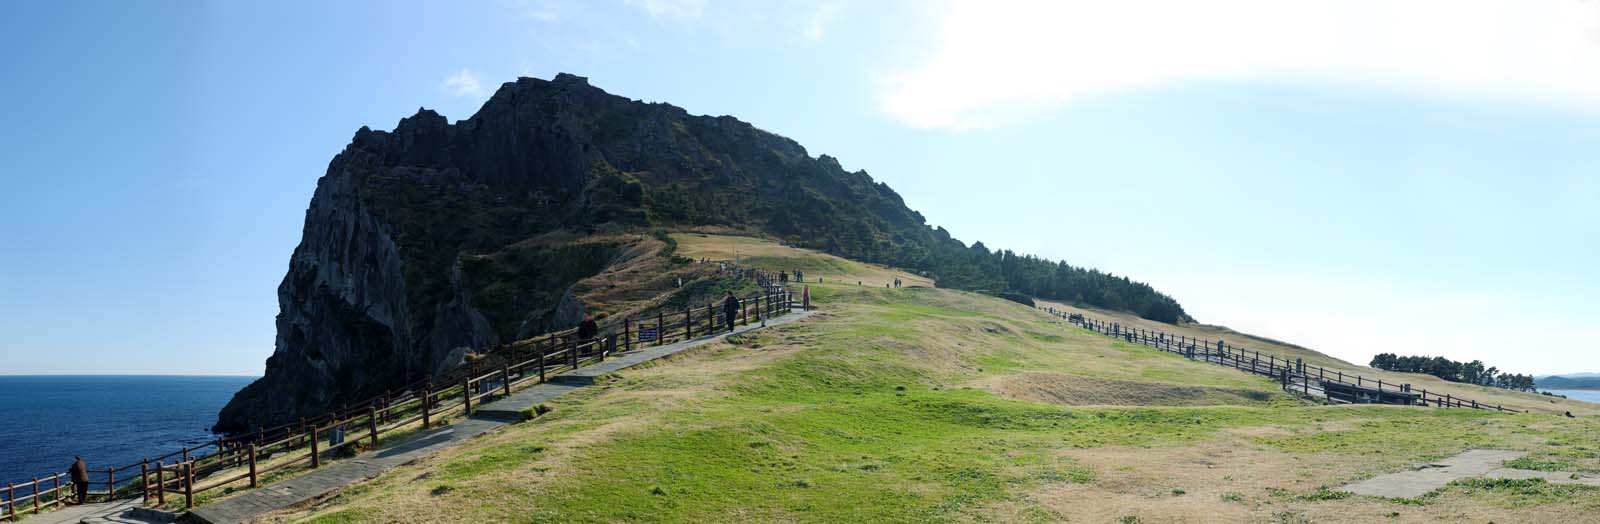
[1047,307,1522,414]
[8,284,790,518]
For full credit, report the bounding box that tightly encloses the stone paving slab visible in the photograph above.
[1342,449,1600,499]
[10,499,141,524]
[181,309,811,524]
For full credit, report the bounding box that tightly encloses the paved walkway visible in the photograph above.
[1342,449,1600,498]
[6,499,142,524]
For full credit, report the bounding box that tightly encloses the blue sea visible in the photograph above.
[0,376,255,486]
[1548,389,1600,404]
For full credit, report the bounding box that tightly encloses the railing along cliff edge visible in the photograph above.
[1,269,797,519]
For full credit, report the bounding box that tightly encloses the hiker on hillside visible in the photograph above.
[722,291,741,333]
[577,315,599,341]
[68,456,88,504]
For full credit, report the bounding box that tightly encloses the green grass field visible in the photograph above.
[261,237,1599,524]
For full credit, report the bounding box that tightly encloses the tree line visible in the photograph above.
[1368,353,1536,392]
[903,240,1191,324]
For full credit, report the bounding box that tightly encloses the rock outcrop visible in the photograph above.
[217,73,1190,432]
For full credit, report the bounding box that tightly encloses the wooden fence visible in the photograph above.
[0,474,68,521]
[1041,307,1521,413]
[1,282,795,520]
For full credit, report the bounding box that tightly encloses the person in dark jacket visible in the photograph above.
[577,315,599,340]
[68,456,88,504]
[722,291,741,333]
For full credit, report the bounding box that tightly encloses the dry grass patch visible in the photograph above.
[671,233,932,288]
[1038,436,1600,524]
[975,371,1277,408]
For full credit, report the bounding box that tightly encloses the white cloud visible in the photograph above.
[882,0,1600,130]
[803,4,837,41]
[625,0,706,21]
[442,69,484,97]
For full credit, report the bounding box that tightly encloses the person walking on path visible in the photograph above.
[68,456,88,504]
[577,315,599,341]
[721,291,741,333]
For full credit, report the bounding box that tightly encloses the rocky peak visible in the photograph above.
[217,72,1193,433]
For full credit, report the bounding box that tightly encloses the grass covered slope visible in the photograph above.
[1037,299,1600,417]
[265,275,1599,523]
[671,232,933,289]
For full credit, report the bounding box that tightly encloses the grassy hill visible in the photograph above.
[265,236,1600,524]
[1035,299,1600,417]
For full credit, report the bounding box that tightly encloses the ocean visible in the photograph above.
[1548,389,1600,404]
[0,375,255,486]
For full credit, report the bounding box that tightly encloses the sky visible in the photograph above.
[1,0,1597,377]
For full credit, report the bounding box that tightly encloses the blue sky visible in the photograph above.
[2,0,1596,376]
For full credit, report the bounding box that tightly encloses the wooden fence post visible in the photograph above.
[183,463,193,509]
[311,425,321,468]
[463,376,473,415]
[502,363,512,396]
[4,482,12,521]
[537,348,546,382]
[422,384,433,429]
[31,478,39,515]
[657,311,666,346]
[684,308,692,339]
[155,462,165,505]
[368,406,379,448]
[140,460,149,503]
[248,444,258,488]
[624,320,632,352]
[106,467,115,502]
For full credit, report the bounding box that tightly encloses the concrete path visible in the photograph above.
[1342,449,1600,498]
[182,309,811,524]
[7,499,142,524]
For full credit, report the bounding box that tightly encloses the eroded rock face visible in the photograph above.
[216,75,637,432]
[216,150,425,431]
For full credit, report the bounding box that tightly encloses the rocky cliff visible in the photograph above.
[217,73,1190,432]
